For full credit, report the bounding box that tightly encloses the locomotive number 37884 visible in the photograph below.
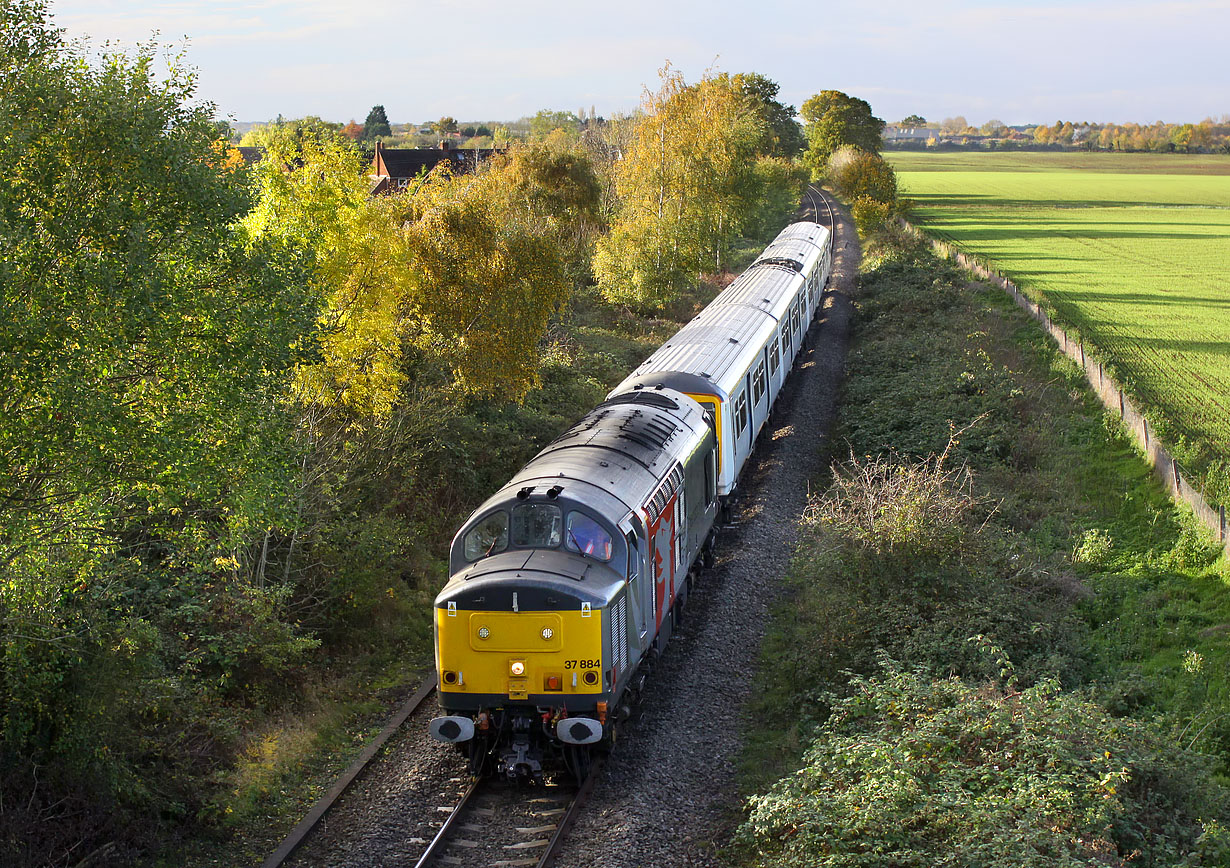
[565,659,600,670]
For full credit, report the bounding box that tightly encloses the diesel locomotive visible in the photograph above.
[429,220,833,782]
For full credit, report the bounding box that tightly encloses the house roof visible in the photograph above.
[371,141,503,181]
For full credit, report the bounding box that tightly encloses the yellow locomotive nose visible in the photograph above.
[436,605,604,697]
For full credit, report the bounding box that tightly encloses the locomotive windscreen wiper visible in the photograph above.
[567,528,589,559]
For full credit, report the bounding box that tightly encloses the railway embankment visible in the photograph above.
[736,223,1230,864]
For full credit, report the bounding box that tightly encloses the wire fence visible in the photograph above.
[899,219,1230,554]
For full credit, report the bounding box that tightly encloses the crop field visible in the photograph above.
[888,151,1230,464]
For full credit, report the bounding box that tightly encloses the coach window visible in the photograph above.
[769,342,780,376]
[780,329,790,358]
[464,511,508,560]
[510,503,562,548]
[791,304,801,335]
[753,362,766,404]
[565,512,612,560]
[734,393,748,440]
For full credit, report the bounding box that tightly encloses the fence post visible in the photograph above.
[1221,505,1226,542]
[1080,340,1085,367]
[1144,418,1150,449]
[1119,390,1125,418]
[1173,458,1181,492]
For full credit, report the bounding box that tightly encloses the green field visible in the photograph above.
[889,151,1230,472]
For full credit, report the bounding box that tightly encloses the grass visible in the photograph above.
[887,151,1230,495]
[737,225,1230,864]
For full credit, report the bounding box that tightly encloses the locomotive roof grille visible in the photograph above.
[644,463,686,523]
[756,256,803,272]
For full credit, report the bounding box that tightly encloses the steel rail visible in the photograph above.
[537,756,605,868]
[411,775,484,868]
[261,674,439,868]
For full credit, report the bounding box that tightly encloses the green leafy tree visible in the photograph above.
[900,113,927,125]
[397,172,571,398]
[240,114,343,147]
[734,72,805,157]
[363,103,392,139]
[484,131,603,281]
[433,115,458,136]
[827,146,899,235]
[0,1,320,856]
[529,109,582,140]
[800,90,884,178]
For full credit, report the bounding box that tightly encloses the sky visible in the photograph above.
[46,0,1230,128]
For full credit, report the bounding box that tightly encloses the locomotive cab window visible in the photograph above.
[510,503,562,548]
[464,510,509,560]
[565,512,612,560]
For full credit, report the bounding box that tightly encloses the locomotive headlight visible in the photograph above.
[510,660,525,676]
[477,626,490,640]
[541,627,554,640]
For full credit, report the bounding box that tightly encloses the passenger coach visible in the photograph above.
[609,221,832,508]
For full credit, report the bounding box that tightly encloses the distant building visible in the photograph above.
[368,140,501,195]
[884,125,937,143]
[235,146,264,165]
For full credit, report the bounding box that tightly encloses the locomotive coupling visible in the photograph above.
[429,716,475,743]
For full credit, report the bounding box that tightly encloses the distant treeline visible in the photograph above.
[887,117,1230,153]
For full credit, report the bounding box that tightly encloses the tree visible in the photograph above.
[593,68,771,308]
[397,172,571,398]
[484,131,603,280]
[0,0,320,854]
[981,118,1006,136]
[363,104,392,139]
[340,119,364,140]
[940,115,968,135]
[734,72,805,157]
[900,114,927,126]
[432,115,457,136]
[800,90,885,178]
[529,109,582,140]
[240,115,345,148]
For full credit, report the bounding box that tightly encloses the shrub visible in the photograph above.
[738,659,1229,868]
[808,441,989,563]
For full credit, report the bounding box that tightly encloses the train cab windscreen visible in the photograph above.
[564,512,612,560]
[511,503,563,547]
[464,511,508,560]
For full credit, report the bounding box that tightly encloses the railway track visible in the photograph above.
[413,759,603,868]
[804,184,838,250]
[262,676,442,868]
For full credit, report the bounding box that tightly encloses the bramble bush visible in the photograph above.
[739,658,1229,868]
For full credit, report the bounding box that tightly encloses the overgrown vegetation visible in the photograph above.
[737,226,1230,866]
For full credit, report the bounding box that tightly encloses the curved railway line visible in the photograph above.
[262,185,845,868]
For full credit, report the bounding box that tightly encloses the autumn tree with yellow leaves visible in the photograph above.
[594,68,806,310]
